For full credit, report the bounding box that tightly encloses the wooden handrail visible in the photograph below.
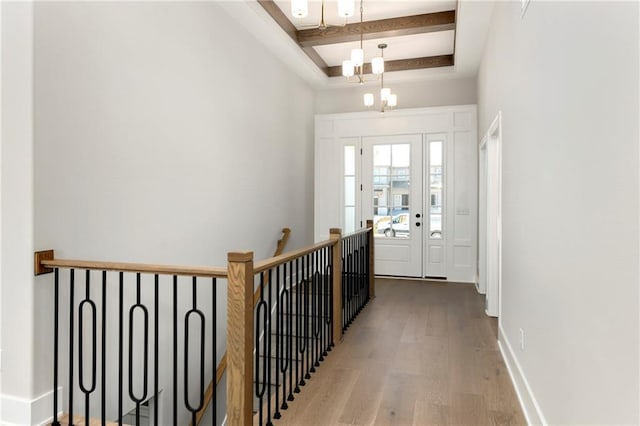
[341,226,373,240]
[254,238,334,273]
[39,257,228,278]
[193,228,291,426]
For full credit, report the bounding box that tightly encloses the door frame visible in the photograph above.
[480,112,502,318]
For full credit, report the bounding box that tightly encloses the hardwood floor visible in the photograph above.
[273,278,526,426]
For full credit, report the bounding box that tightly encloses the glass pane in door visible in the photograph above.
[429,141,443,239]
[373,144,410,238]
[344,145,357,233]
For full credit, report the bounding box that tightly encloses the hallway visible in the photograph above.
[274,278,525,425]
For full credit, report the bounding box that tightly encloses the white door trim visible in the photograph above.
[478,136,487,294]
[483,111,502,318]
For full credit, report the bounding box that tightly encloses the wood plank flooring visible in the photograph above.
[273,278,525,426]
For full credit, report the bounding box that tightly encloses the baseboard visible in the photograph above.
[1,387,63,426]
[498,325,547,426]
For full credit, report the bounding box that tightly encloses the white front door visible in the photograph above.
[362,135,423,277]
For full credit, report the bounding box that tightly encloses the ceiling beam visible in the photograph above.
[257,0,329,74]
[297,11,456,47]
[326,54,454,77]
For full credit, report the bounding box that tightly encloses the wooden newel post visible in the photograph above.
[366,219,376,299]
[226,251,254,426]
[330,228,343,345]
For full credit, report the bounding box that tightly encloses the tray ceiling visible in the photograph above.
[259,0,458,79]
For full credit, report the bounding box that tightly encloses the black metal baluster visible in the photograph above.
[53,268,60,426]
[280,264,290,410]
[323,247,327,354]
[362,233,367,308]
[350,239,355,324]
[354,239,360,314]
[304,254,311,381]
[358,235,361,310]
[366,232,370,302]
[310,251,317,373]
[341,241,346,331]
[101,271,107,426]
[288,260,295,400]
[172,275,178,426]
[154,274,159,426]
[256,273,267,426]
[350,238,355,324]
[325,247,332,352]
[129,273,149,426]
[348,238,351,325]
[315,251,320,368]
[266,268,273,426]
[295,257,302,391]
[212,277,217,426]
[345,239,349,328]
[319,248,325,362]
[358,235,363,311]
[344,245,349,329]
[184,277,206,426]
[322,247,329,357]
[353,238,357,320]
[274,266,281,419]
[298,256,307,387]
[79,269,97,423]
[68,269,75,425]
[118,272,123,426]
[361,234,365,310]
[356,238,360,314]
[329,245,335,348]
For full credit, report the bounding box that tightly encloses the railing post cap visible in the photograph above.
[330,228,342,235]
[228,251,254,262]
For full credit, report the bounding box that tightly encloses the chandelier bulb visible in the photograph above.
[342,60,355,78]
[364,93,374,107]
[351,48,364,68]
[387,94,397,108]
[380,87,391,102]
[371,56,384,75]
[291,0,308,18]
[337,0,355,17]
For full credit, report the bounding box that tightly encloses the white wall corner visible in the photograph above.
[498,325,547,426]
[0,387,63,426]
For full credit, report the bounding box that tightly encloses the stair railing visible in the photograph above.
[341,219,375,330]
[35,222,374,426]
[192,228,290,426]
[226,221,375,426]
[34,252,227,426]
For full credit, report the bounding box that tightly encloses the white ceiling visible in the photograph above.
[217,1,495,88]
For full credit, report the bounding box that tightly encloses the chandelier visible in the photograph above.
[290,0,397,112]
[340,1,398,112]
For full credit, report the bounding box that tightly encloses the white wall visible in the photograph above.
[0,1,41,423]
[315,77,477,114]
[0,2,315,424]
[477,1,639,424]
